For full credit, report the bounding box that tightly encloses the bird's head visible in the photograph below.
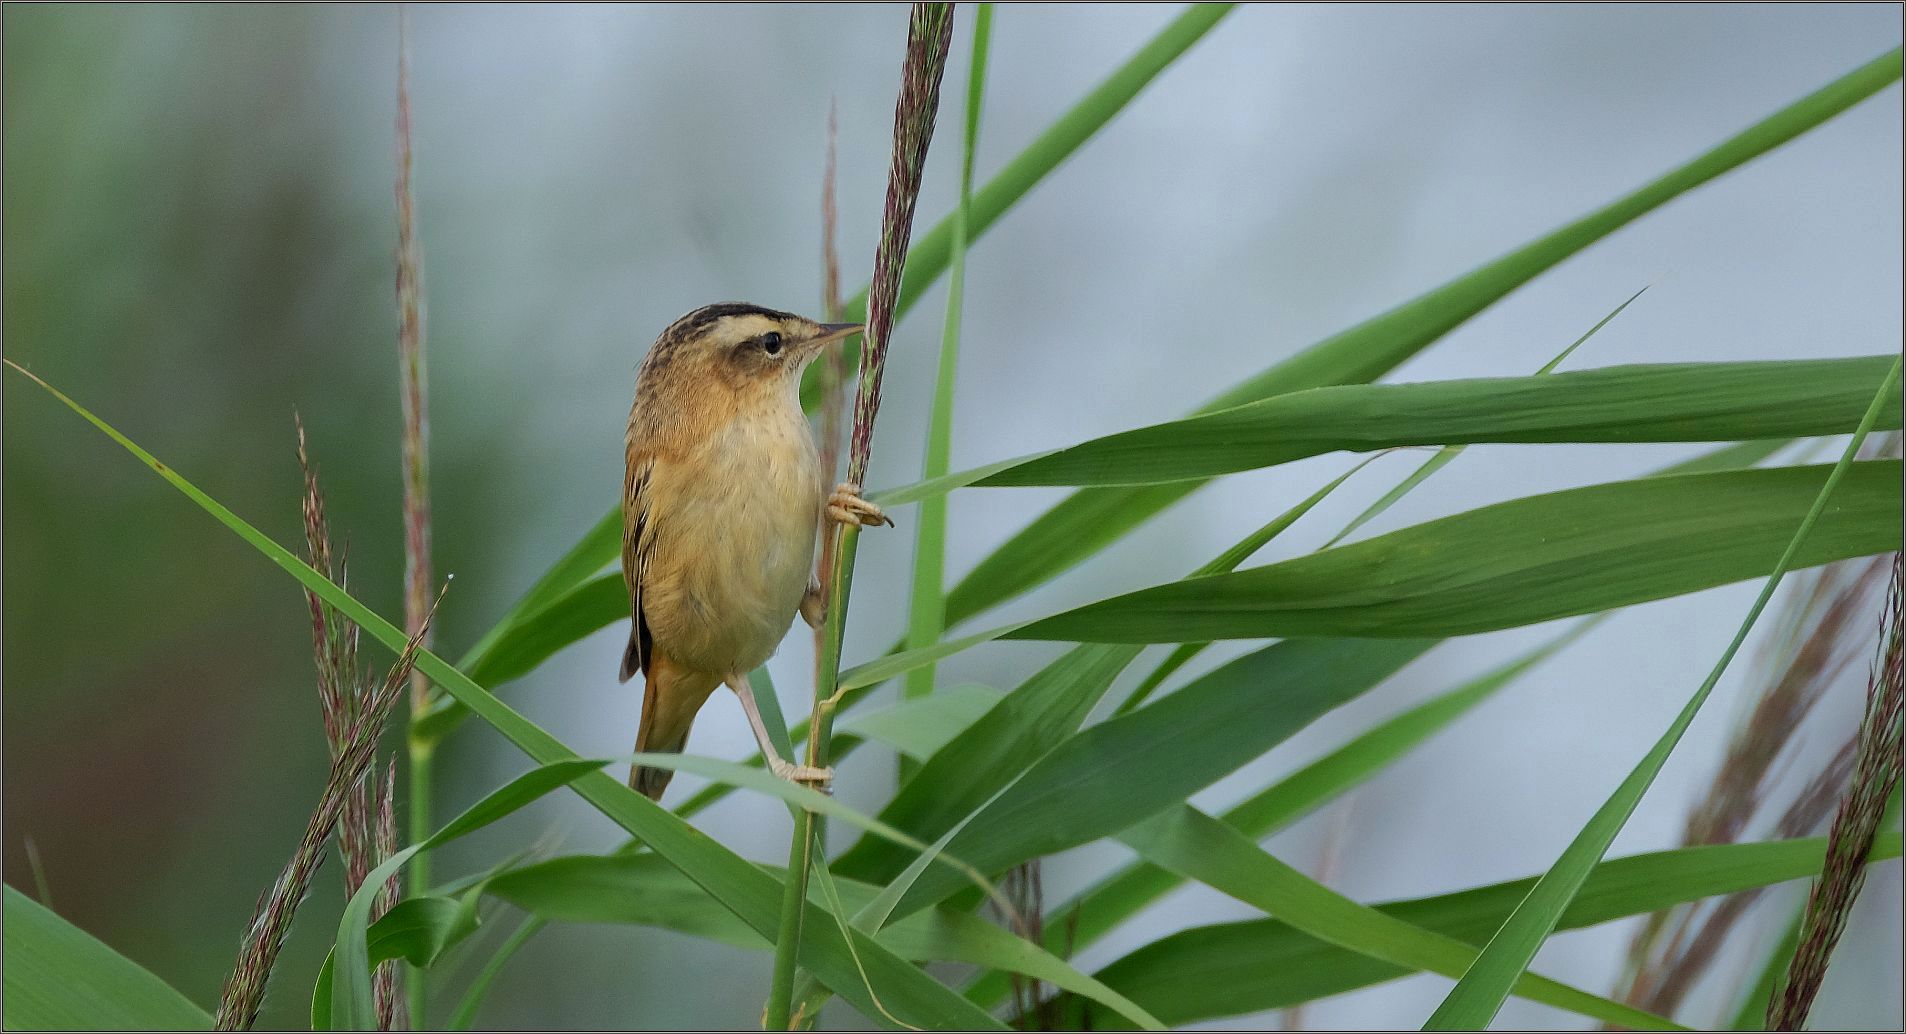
[643,302,861,394]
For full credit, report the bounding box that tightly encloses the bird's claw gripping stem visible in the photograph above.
[826,482,893,529]
[769,757,836,794]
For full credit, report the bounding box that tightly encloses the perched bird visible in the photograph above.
[621,302,891,800]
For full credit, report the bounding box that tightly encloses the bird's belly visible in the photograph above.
[646,415,820,675]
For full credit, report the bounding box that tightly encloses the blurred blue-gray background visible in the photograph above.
[4,4,1900,1029]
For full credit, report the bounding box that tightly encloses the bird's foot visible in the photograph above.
[769,757,836,793]
[826,482,893,529]
[800,577,826,630]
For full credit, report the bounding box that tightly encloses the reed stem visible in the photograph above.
[393,10,435,1029]
[764,7,954,1028]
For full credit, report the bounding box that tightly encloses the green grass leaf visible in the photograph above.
[484,851,1164,1029]
[939,49,1902,629]
[1728,903,1805,1030]
[835,642,1143,880]
[1422,356,1903,1029]
[453,508,620,677]
[967,617,1605,1010]
[839,619,1036,692]
[311,897,470,1030]
[872,891,1169,1032]
[1011,461,1902,643]
[1319,287,1643,549]
[2,885,212,1031]
[460,576,624,697]
[875,356,1898,497]
[1112,451,1416,714]
[847,480,1403,900]
[837,458,1370,879]
[1116,805,1682,1030]
[864,637,1436,911]
[834,683,1004,760]
[1060,834,1902,1028]
[448,916,545,1031]
[1000,411,1784,987]
[619,752,1007,910]
[4,362,1005,1033]
[1650,438,1792,478]
[333,760,612,1029]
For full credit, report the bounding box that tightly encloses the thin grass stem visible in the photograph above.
[392,10,435,1028]
[766,7,955,1028]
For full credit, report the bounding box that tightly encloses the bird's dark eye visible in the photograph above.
[760,332,783,355]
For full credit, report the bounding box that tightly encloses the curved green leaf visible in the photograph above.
[836,455,1388,880]
[878,356,1898,498]
[1318,286,1642,550]
[966,429,1778,1013]
[835,641,1145,881]
[1012,461,1902,643]
[455,508,620,673]
[462,576,624,702]
[966,617,1605,1010]
[448,916,546,1031]
[311,897,469,1030]
[835,684,1004,760]
[1116,805,1681,1030]
[2,886,211,1031]
[484,852,1163,1029]
[333,760,612,1029]
[867,637,1436,910]
[1059,835,1902,1028]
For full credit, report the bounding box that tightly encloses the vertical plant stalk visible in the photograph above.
[1768,553,1903,1031]
[999,858,1054,1030]
[213,604,438,1031]
[901,1,992,784]
[814,99,846,697]
[766,6,955,1030]
[298,421,405,1029]
[393,10,436,1030]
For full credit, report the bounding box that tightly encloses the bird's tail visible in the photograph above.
[631,727,689,801]
[630,655,719,801]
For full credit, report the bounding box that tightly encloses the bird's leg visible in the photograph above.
[800,575,826,630]
[727,671,834,790]
[825,482,893,529]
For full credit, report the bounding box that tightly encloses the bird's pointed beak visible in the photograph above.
[810,322,864,347]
